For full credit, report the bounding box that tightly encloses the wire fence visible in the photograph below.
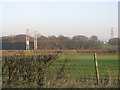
[2,50,119,88]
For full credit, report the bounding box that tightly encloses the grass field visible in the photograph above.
[2,50,119,88]
[44,55,119,88]
[101,44,118,50]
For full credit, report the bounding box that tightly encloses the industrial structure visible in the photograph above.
[26,29,38,50]
[34,31,38,50]
[26,29,30,50]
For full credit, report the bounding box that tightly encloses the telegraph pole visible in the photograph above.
[34,31,38,50]
[26,29,30,50]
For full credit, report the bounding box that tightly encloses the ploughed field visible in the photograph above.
[2,50,119,88]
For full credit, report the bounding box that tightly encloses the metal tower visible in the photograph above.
[26,29,30,50]
[34,31,38,50]
[111,27,114,39]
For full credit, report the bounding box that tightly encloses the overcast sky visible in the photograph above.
[0,0,118,41]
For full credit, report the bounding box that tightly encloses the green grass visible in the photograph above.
[45,55,119,87]
[101,44,118,50]
[56,55,118,75]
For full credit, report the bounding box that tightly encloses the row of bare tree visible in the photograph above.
[1,34,119,50]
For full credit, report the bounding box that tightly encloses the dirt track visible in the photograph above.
[1,49,119,55]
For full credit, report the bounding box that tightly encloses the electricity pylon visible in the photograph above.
[111,27,114,39]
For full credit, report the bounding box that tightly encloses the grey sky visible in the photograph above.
[1,1,118,41]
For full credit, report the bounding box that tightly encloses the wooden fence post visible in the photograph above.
[94,53,100,85]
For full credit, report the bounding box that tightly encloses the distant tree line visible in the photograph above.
[1,34,119,50]
[37,35,102,50]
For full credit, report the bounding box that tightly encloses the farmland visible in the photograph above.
[1,50,119,88]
